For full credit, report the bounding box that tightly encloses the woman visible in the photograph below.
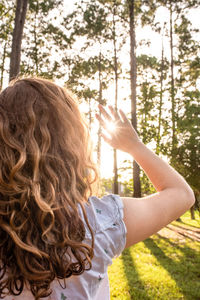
[0,77,194,299]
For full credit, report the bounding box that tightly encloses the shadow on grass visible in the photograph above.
[143,237,200,299]
[156,232,200,255]
[122,248,151,300]
[166,224,200,242]
[156,233,200,279]
[171,223,200,233]
[177,220,200,229]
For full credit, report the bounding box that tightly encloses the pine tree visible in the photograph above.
[99,0,126,193]
[21,0,65,79]
[9,0,28,81]
[174,14,200,217]
[64,0,113,175]
[157,0,200,163]
[0,0,14,88]
[127,0,156,197]
[156,22,169,155]
[128,0,141,197]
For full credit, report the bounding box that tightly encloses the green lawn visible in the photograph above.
[108,211,200,300]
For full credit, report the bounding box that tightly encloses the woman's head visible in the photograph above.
[0,77,97,299]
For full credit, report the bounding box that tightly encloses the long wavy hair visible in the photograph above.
[0,77,97,299]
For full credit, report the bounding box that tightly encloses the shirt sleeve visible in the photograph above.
[88,194,127,259]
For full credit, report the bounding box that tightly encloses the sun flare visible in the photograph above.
[106,121,116,132]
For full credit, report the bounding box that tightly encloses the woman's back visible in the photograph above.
[2,195,126,300]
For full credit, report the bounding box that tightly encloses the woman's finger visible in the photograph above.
[119,109,130,124]
[98,105,112,121]
[108,106,121,121]
[96,113,107,129]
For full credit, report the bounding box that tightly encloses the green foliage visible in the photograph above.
[21,0,67,78]
[29,0,60,14]
[64,0,118,110]
[100,173,156,197]
[66,0,111,41]
[83,3,109,37]
[174,91,200,193]
[122,179,134,197]
[99,178,113,196]
[140,172,156,195]
[137,54,167,148]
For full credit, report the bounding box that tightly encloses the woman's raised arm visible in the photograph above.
[96,105,195,248]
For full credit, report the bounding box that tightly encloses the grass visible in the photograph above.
[108,211,200,300]
[173,210,200,229]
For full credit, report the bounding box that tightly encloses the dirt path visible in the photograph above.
[157,223,200,242]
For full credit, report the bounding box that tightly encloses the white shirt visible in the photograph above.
[2,194,126,300]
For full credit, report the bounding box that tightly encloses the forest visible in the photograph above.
[1,1,200,299]
[0,0,200,212]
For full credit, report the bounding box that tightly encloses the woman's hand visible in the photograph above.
[96,105,141,154]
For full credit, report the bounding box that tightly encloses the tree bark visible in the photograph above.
[190,206,195,220]
[129,0,141,197]
[0,41,7,90]
[156,23,165,155]
[169,1,176,159]
[33,2,39,75]
[113,1,118,194]
[9,0,28,81]
[97,50,103,175]
[88,97,92,132]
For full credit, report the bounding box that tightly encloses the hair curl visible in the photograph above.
[0,77,97,299]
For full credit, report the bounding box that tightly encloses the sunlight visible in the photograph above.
[105,121,116,132]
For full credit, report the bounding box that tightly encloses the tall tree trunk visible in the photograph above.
[143,84,147,144]
[156,23,165,155]
[88,98,92,132]
[190,206,195,220]
[33,2,39,75]
[129,0,141,197]
[9,0,28,81]
[170,2,180,221]
[169,2,176,159]
[113,1,118,194]
[0,41,7,90]
[97,50,102,175]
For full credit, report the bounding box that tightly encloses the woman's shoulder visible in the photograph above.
[88,194,124,231]
[83,194,126,258]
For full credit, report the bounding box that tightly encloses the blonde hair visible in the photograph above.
[0,77,97,299]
